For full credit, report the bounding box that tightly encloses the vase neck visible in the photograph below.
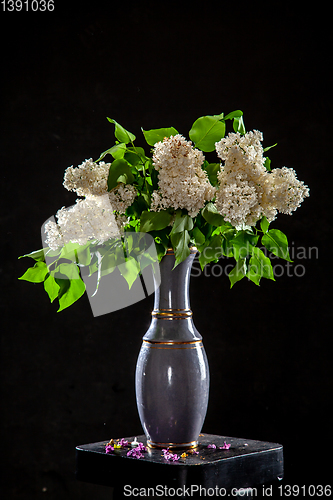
[143,248,201,342]
[153,249,196,313]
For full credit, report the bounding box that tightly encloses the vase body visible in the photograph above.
[135,248,210,449]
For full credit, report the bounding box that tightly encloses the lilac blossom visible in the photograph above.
[162,448,180,461]
[219,441,231,450]
[126,441,147,459]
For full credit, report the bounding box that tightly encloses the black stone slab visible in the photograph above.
[76,433,283,497]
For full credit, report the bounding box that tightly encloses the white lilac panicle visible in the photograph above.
[108,183,137,214]
[62,157,137,236]
[151,134,215,217]
[214,131,309,227]
[63,158,110,197]
[262,166,310,215]
[44,194,120,250]
[63,157,137,214]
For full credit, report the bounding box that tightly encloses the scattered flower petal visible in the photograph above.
[207,444,217,449]
[219,441,231,450]
[137,442,147,452]
[127,448,144,459]
[162,448,180,461]
[126,441,147,459]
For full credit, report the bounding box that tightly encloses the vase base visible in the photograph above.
[147,439,198,450]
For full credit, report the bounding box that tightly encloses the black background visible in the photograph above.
[1,1,332,498]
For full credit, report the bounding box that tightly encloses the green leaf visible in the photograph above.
[44,274,60,302]
[44,247,62,258]
[203,162,220,186]
[264,157,271,171]
[233,115,246,135]
[260,216,270,233]
[198,234,223,269]
[107,118,136,144]
[189,114,226,152]
[170,211,194,235]
[263,143,277,152]
[54,277,70,298]
[262,229,292,262]
[247,247,275,285]
[153,242,167,261]
[201,202,225,227]
[52,262,86,311]
[169,211,194,265]
[89,246,118,281]
[56,277,86,312]
[118,257,141,289]
[59,241,86,262]
[140,191,151,207]
[170,230,191,267]
[221,229,236,257]
[108,159,135,191]
[142,127,179,146]
[192,227,205,247]
[228,258,247,288]
[99,250,118,276]
[18,261,48,283]
[223,110,243,121]
[230,231,259,261]
[149,227,171,251]
[137,250,158,273]
[124,147,147,168]
[75,244,92,267]
[95,143,127,162]
[52,261,83,280]
[18,248,45,261]
[140,210,172,232]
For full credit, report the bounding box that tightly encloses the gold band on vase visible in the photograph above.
[143,339,201,346]
[147,439,198,450]
[165,247,198,256]
[142,340,202,350]
[152,308,193,320]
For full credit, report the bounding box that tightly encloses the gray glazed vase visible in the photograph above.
[135,247,210,449]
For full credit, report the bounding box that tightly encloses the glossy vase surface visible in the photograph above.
[135,248,210,449]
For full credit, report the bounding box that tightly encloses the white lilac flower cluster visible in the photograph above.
[45,159,137,250]
[150,135,216,217]
[44,194,120,250]
[63,158,137,213]
[214,131,309,228]
[63,158,109,196]
[108,183,137,214]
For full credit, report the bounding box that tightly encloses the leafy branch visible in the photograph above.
[18,110,302,311]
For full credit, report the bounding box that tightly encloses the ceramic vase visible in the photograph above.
[135,248,210,449]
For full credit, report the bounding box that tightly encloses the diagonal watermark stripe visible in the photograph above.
[41,212,160,317]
